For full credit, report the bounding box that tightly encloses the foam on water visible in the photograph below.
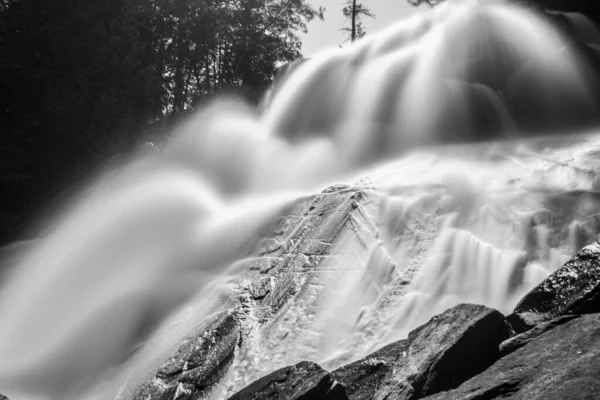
[1,0,600,399]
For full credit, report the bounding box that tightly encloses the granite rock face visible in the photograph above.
[227,361,347,400]
[507,241,600,333]
[423,314,600,400]
[332,304,510,400]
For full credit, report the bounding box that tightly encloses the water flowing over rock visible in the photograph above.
[4,135,600,399]
[123,185,376,400]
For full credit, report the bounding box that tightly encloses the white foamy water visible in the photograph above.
[1,0,600,399]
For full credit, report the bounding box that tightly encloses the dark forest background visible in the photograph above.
[0,0,598,244]
[0,0,324,243]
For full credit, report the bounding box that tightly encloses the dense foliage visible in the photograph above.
[0,0,323,242]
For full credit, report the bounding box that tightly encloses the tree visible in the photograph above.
[143,0,324,110]
[0,0,164,237]
[0,0,324,243]
[342,0,375,43]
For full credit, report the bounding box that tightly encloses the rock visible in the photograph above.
[563,282,600,315]
[249,276,275,300]
[132,309,241,399]
[332,303,510,400]
[499,315,580,357]
[508,242,600,333]
[227,361,347,400]
[246,186,375,321]
[422,313,600,400]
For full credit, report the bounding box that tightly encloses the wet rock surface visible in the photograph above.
[227,361,347,400]
[423,314,600,400]
[332,304,510,400]
[249,185,376,324]
[132,309,242,399]
[508,241,600,333]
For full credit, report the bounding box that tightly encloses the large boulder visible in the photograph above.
[507,242,600,333]
[227,361,347,400]
[423,313,600,400]
[332,303,510,400]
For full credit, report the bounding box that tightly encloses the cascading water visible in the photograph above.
[1,0,600,399]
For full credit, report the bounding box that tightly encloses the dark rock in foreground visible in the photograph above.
[227,361,347,400]
[332,303,510,400]
[423,313,600,400]
[507,242,600,333]
[499,315,579,357]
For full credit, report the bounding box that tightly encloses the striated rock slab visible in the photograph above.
[507,242,600,333]
[220,185,384,393]
[250,185,376,321]
[227,361,347,400]
[332,304,510,400]
[423,313,600,400]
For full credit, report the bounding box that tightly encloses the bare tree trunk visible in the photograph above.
[351,0,357,43]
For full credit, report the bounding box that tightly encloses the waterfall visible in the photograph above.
[1,0,600,399]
